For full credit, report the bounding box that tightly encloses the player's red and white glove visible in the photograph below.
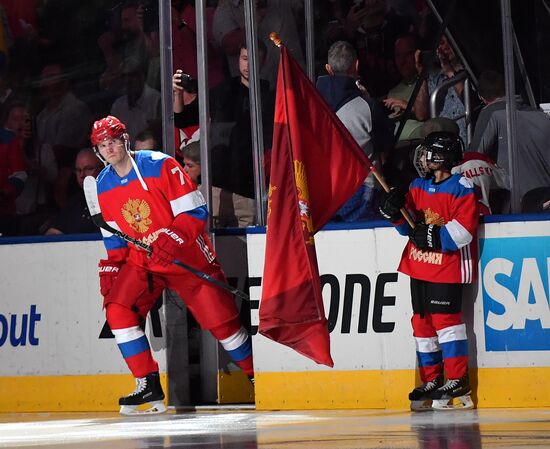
[149,228,185,267]
[98,259,122,297]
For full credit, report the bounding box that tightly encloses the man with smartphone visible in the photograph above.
[172,69,200,162]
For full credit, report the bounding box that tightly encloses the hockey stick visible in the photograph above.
[83,176,250,301]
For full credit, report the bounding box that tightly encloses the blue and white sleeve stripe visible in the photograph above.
[101,220,128,250]
[170,190,208,222]
[440,219,473,252]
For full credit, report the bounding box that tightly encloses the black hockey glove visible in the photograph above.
[409,223,442,250]
[379,188,406,221]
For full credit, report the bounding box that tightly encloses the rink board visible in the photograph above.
[246,218,550,409]
[0,238,167,412]
[0,373,168,412]
[1,216,549,411]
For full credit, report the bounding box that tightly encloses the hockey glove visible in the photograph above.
[409,223,442,250]
[379,188,406,221]
[149,228,186,267]
[98,259,122,297]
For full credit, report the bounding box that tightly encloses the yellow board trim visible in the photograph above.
[218,370,255,404]
[2,367,550,412]
[255,367,550,410]
[0,374,167,413]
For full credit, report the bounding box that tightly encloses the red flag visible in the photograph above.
[259,45,375,366]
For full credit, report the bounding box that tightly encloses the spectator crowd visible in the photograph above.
[0,0,549,237]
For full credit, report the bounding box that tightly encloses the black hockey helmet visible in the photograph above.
[413,131,464,178]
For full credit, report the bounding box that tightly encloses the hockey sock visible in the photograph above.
[435,320,468,379]
[106,303,158,378]
[412,314,443,382]
[211,323,254,377]
[415,337,443,382]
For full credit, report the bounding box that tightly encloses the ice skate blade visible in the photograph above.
[410,400,433,412]
[432,395,474,411]
[120,401,167,416]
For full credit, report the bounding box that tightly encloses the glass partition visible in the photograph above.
[1,1,550,238]
[176,0,306,228]
[1,0,161,237]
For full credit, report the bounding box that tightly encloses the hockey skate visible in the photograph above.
[119,372,166,415]
[409,376,443,411]
[430,374,474,411]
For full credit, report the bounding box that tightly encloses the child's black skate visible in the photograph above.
[409,376,443,411]
[430,373,474,410]
[119,372,166,415]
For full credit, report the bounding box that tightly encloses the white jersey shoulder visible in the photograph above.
[150,151,169,161]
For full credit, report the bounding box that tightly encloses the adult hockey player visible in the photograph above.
[90,116,254,414]
[379,131,479,411]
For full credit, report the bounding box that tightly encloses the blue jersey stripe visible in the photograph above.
[96,150,169,194]
[417,350,443,367]
[118,335,150,359]
[184,205,208,222]
[439,227,458,251]
[103,234,128,250]
[410,174,473,198]
[136,150,167,177]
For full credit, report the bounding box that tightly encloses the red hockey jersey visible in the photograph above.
[394,174,480,284]
[96,150,217,274]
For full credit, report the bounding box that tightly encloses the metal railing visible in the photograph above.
[429,70,472,144]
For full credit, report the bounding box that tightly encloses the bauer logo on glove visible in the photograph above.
[409,222,442,251]
[149,227,186,267]
[98,259,122,297]
[159,228,185,245]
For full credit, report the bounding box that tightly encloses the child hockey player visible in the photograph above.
[379,131,479,411]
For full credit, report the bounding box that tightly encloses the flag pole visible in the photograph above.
[269,32,283,47]
[269,32,415,228]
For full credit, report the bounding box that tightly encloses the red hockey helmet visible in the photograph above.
[90,116,126,146]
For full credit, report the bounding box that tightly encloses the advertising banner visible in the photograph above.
[0,241,166,377]
[0,239,167,411]
[247,219,550,409]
